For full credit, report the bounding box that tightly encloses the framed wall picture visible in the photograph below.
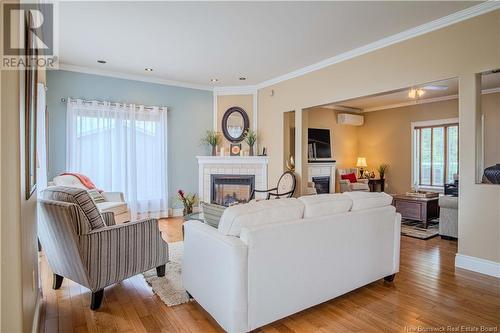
[230,144,242,156]
[25,11,38,199]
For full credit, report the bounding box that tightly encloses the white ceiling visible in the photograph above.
[321,71,500,111]
[58,1,480,87]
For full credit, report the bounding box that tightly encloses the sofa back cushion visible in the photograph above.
[298,193,353,218]
[343,191,393,211]
[218,198,305,237]
[42,186,105,230]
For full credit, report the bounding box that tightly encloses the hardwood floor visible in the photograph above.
[39,218,500,333]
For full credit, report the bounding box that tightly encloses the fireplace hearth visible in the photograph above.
[211,174,255,206]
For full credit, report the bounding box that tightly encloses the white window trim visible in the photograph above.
[410,118,459,191]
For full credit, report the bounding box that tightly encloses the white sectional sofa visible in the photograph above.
[182,192,401,333]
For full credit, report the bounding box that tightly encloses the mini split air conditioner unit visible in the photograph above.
[338,113,364,126]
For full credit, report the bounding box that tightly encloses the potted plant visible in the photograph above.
[202,130,222,156]
[244,129,257,156]
[377,164,389,180]
[177,190,197,216]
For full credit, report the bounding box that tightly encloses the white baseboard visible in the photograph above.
[455,254,500,278]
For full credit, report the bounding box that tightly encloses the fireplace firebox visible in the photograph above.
[312,176,330,194]
[211,175,255,206]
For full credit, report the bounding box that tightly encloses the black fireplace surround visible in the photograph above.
[211,174,255,206]
[312,176,330,194]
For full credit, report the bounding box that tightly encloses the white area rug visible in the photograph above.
[143,241,190,306]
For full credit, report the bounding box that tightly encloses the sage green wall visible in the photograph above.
[46,70,213,207]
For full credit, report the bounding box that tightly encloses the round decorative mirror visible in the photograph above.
[222,107,250,143]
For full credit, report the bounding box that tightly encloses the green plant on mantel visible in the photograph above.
[201,130,222,156]
[244,130,257,156]
[377,164,389,179]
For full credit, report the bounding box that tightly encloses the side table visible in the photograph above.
[368,178,385,192]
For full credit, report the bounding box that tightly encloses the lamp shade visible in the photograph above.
[356,157,367,168]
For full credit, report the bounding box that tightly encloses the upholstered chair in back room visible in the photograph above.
[38,186,169,310]
[338,168,370,193]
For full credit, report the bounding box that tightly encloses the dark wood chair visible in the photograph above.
[251,171,296,199]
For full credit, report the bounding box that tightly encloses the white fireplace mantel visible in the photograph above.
[197,155,269,165]
[197,156,269,203]
[307,161,337,193]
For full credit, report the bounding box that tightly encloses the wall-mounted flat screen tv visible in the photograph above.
[308,128,331,160]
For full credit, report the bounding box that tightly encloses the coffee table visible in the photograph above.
[392,194,440,229]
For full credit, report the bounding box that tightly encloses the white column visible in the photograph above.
[294,108,304,196]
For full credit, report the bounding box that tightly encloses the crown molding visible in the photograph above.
[482,87,500,95]
[255,1,500,90]
[57,63,214,91]
[321,105,363,113]
[361,87,500,113]
[363,94,459,113]
[213,85,257,96]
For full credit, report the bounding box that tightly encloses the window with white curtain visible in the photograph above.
[412,118,459,189]
[66,99,168,218]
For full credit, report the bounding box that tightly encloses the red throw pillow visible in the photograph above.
[341,172,357,183]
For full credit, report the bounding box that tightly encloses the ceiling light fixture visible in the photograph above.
[145,67,153,72]
[97,60,106,64]
[408,88,425,99]
[210,78,219,82]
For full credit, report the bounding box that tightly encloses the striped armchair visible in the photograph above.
[38,186,169,310]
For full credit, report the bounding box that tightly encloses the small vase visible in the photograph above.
[249,146,254,156]
[211,145,217,156]
[183,206,193,216]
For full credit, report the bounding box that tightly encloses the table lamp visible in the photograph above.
[356,157,367,178]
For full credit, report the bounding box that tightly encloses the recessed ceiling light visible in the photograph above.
[239,77,246,81]
[145,67,153,72]
[210,78,219,82]
[97,60,106,64]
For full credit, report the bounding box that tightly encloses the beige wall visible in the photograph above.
[357,99,459,194]
[482,92,500,168]
[257,11,500,263]
[216,94,254,152]
[305,108,358,192]
[1,1,44,330]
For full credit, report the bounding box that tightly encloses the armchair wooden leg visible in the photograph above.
[384,274,396,282]
[52,274,63,290]
[90,290,104,310]
[186,291,193,299]
[156,264,166,277]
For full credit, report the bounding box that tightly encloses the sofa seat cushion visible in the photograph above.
[42,186,105,230]
[218,198,305,237]
[96,201,129,215]
[298,194,353,218]
[350,182,370,191]
[343,191,393,211]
